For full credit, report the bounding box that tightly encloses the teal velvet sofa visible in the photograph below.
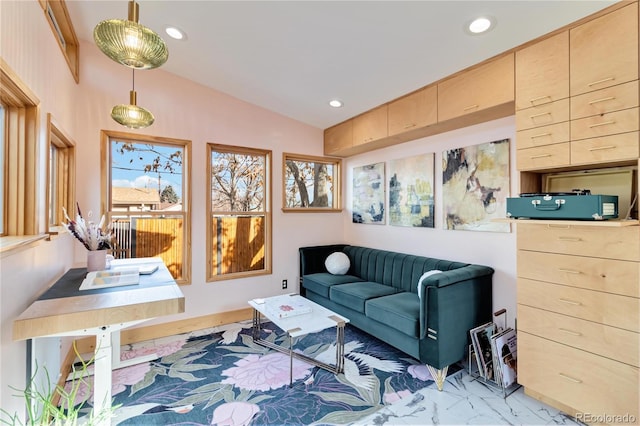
[299,244,494,390]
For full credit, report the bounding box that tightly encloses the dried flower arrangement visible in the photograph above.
[63,203,113,251]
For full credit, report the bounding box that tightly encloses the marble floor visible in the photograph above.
[120,321,585,426]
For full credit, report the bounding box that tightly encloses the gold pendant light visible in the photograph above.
[94,0,168,70]
[111,70,155,129]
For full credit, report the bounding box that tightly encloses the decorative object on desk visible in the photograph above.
[79,269,140,291]
[63,203,113,251]
[61,322,443,425]
[86,249,108,272]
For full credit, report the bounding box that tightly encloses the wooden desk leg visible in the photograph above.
[93,328,113,426]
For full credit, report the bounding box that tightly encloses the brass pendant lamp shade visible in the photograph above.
[94,0,168,70]
[111,70,155,129]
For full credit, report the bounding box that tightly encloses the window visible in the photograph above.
[42,0,80,83]
[0,59,40,237]
[46,114,75,230]
[282,152,342,212]
[0,104,5,236]
[207,144,271,281]
[102,131,191,284]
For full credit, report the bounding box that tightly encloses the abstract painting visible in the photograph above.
[353,162,385,224]
[442,139,510,232]
[388,153,435,227]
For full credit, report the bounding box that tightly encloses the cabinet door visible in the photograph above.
[437,54,514,122]
[388,86,437,136]
[352,105,388,146]
[516,31,569,110]
[570,2,639,96]
[324,120,353,156]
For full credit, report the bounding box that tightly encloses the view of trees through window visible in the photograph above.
[104,133,190,283]
[283,153,341,210]
[208,144,271,280]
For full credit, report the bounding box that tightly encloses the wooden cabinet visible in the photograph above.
[324,120,353,156]
[570,2,638,97]
[437,54,514,122]
[388,86,437,136]
[352,105,388,147]
[517,223,640,422]
[515,31,569,110]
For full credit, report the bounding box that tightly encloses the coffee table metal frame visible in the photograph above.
[249,294,349,386]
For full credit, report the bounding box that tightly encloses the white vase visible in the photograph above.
[87,250,107,272]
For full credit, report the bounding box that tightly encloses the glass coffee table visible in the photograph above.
[248,293,350,386]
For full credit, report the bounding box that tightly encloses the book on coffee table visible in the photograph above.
[265,296,312,318]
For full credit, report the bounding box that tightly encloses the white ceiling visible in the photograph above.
[66,0,618,129]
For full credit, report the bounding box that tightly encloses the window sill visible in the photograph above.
[0,234,49,258]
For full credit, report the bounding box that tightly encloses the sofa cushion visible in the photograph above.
[325,251,350,275]
[303,273,364,298]
[330,282,399,313]
[365,292,420,338]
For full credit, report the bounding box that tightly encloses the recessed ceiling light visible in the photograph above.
[329,99,343,108]
[165,26,186,40]
[467,16,494,34]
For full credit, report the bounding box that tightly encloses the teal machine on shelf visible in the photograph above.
[506,190,618,221]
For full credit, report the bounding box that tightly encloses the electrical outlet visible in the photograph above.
[282,279,288,289]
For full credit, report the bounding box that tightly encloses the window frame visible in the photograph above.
[101,130,192,285]
[282,152,342,212]
[207,143,272,282]
[46,113,75,233]
[41,0,80,83]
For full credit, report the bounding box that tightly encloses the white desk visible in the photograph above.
[13,257,185,425]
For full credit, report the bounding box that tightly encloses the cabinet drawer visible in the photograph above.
[570,2,639,97]
[518,279,639,332]
[438,54,514,122]
[516,122,570,150]
[516,143,569,171]
[571,108,639,141]
[571,132,640,166]
[518,305,639,367]
[517,223,640,261]
[571,80,639,120]
[519,332,639,420]
[517,250,639,298]
[515,98,569,131]
[515,31,569,111]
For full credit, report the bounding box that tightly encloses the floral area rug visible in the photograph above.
[68,321,437,425]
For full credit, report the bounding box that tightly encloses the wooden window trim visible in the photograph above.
[43,0,80,83]
[207,143,272,282]
[282,152,342,212]
[46,113,75,234]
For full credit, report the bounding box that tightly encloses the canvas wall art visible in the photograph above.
[388,153,435,227]
[442,139,510,232]
[352,162,385,224]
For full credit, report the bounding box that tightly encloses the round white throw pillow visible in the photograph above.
[325,252,350,275]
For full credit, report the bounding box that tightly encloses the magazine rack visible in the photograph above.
[467,309,521,398]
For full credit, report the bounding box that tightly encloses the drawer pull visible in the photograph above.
[558,268,581,274]
[559,298,581,306]
[463,104,479,111]
[559,328,583,337]
[588,77,615,87]
[529,112,551,119]
[588,120,616,128]
[531,132,552,139]
[557,236,581,242]
[529,95,552,105]
[547,224,570,229]
[558,373,583,383]
[530,153,552,159]
[588,145,615,152]
[403,123,417,129]
[588,96,615,105]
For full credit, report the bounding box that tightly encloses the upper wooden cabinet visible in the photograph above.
[387,86,437,136]
[570,2,638,96]
[515,31,569,110]
[352,105,388,146]
[324,120,353,156]
[437,54,514,122]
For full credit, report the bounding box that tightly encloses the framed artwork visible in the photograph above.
[388,153,435,227]
[352,162,385,224]
[442,139,510,232]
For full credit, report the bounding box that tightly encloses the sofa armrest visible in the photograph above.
[299,244,349,277]
[418,264,494,339]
